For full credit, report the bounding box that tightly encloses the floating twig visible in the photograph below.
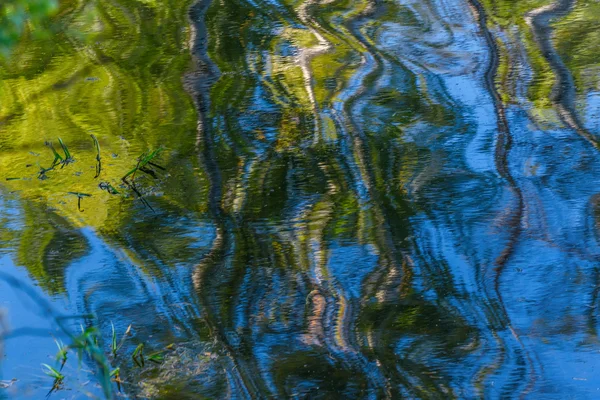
[91,135,101,178]
[38,165,55,180]
[67,192,92,212]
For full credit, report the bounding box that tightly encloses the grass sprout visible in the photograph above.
[147,353,164,364]
[43,138,74,174]
[54,339,68,369]
[122,147,163,183]
[70,326,112,399]
[132,343,145,367]
[42,363,64,395]
[110,367,122,392]
[45,141,63,167]
[116,324,132,354]
[57,138,73,162]
[111,322,117,358]
[42,364,64,380]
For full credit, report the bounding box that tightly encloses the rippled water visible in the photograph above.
[2,0,600,398]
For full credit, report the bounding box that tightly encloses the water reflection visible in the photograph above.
[2,0,600,397]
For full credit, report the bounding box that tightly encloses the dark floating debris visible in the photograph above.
[68,192,92,212]
[0,378,17,389]
[21,140,168,214]
[38,165,55,180]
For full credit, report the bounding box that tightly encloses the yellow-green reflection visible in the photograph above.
[0,0,209,291]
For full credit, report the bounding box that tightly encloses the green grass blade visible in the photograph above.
[57,138,71,160]
[122,147,163,181]
[45,141,63,167]
[42,364,64,380]
[111,322,117,357]
[132,343,145,367]
[116,324,131,353]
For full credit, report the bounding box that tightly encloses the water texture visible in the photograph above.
[1,0,600,398]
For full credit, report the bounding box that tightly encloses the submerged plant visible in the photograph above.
[69,326,112,398]
[38,322,173,398]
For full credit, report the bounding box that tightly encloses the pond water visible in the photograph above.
[1,0,600,398]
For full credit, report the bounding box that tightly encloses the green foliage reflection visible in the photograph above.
[0,0,58,56]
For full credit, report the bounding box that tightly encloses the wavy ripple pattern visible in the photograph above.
[2,0,600,397]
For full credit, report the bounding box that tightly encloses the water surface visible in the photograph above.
[2,0,600,398]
